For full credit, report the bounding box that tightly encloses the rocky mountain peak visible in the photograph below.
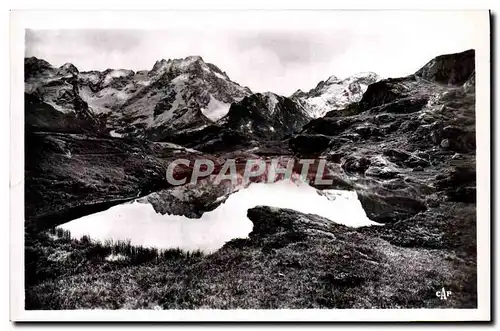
[149,55,216,79]
[292,72,381,118]
[184,55,204,62]
[151,59,167,72]
[415,49,475,86]
[218,91,311,140]
[25,57,54,79]
[59,55,253,137]
[170,55,202,69]
[325,75,340,84]
[57,63,79,76]
[350,71,380,83]
[25,56,52,68]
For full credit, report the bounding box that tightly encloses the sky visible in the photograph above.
[25,11,486,95]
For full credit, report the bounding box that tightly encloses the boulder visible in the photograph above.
[289,134,332,155]
[341,155,372,173]
[357,191,426,223]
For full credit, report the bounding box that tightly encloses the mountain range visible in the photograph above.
[24,55,381,140]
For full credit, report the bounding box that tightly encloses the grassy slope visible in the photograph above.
[26,203,476,309]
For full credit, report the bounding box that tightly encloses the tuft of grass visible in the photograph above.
[25,227,205,309]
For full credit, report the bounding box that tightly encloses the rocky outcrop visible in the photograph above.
[24,132,207,229]
[415,49,475,86]
[219,92,311,140]
[189,206,476,308]
[57,63,79,76]
[289,134,332,155]
[161,124,257,153]
[289,49,476,230]
[25,93,102,134]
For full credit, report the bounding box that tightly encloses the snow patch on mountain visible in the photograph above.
[177,55,202,69]
[202,95,231,121]
[201,63,227,80]
[79,85,129,114]
[263,92,279,114]
[325,75,340,84]
[102,69,134,86]
[172,73,189,84]
[155,93,184,125]
[79,72,101,85]
[293,72,380,118]
[44,100,72,114]
[109,130,123,138]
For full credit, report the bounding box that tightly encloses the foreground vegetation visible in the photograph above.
[25,202,476,310]
[25,228,204,309]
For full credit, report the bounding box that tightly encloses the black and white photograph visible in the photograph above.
[9,9,491,322]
